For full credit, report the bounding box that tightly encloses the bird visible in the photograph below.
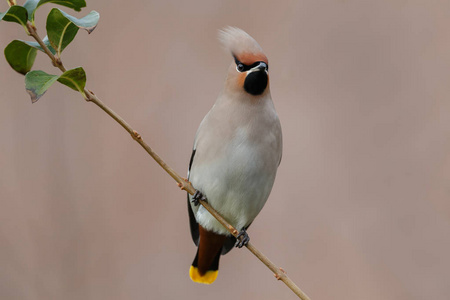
[187,27,282,284]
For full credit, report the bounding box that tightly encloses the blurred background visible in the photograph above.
[1,0,450,299]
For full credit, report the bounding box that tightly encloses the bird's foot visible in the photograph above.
[235,229,250,248]
[191,190,206,206]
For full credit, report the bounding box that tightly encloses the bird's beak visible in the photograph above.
[249,62,268,74]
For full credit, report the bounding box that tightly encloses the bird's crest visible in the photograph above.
[219,27,268,65]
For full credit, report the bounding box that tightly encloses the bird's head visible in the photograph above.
[219,27,269,97]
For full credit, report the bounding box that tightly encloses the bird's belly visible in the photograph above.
[189,142,278,235]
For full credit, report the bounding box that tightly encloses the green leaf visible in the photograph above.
[0,5,29,32]
[23,0,39,20]
[57,9,99,33]
[46,8,99,56]
[25,70,59,103]
[21,36,57,55]
[57,67,86,95]
[24,67,86,103]
[24,0,86,21]
[4,40,38,75]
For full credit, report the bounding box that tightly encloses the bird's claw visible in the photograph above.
[191,190,206,206]
[235,229,250,248]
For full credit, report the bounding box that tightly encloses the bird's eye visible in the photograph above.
[236,63,245,72]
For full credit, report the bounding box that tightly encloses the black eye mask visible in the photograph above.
[234,56,268,72]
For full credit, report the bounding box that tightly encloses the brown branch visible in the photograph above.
[25,21,311,300]
[26,23,66,72]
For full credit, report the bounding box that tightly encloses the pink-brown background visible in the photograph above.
[1,1,449,299]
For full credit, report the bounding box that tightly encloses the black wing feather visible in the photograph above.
[187,149,199,245]
[187,195,200,246]
[188,149,196,175]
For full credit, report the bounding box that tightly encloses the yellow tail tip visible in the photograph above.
[189,266,218,284]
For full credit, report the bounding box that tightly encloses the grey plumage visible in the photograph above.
[188,27,282,237]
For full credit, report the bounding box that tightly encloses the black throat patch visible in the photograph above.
[244,71,268,95]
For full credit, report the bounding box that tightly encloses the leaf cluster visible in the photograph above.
[1,0,99,102]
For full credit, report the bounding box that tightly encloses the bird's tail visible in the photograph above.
[189,226,226,284]
[189,248,221,284]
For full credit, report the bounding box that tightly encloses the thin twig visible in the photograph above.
[26,23,66,72]
[25,21,311,300]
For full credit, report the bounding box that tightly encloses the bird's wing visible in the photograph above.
[186,145,236,255]
[187,148,200,246]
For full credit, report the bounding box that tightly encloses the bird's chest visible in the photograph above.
[192,124,276,200]
[223,127,269,178]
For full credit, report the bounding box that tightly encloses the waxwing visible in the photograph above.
[187,27,282,284]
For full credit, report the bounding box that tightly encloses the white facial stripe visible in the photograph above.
[248,65,268,74]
